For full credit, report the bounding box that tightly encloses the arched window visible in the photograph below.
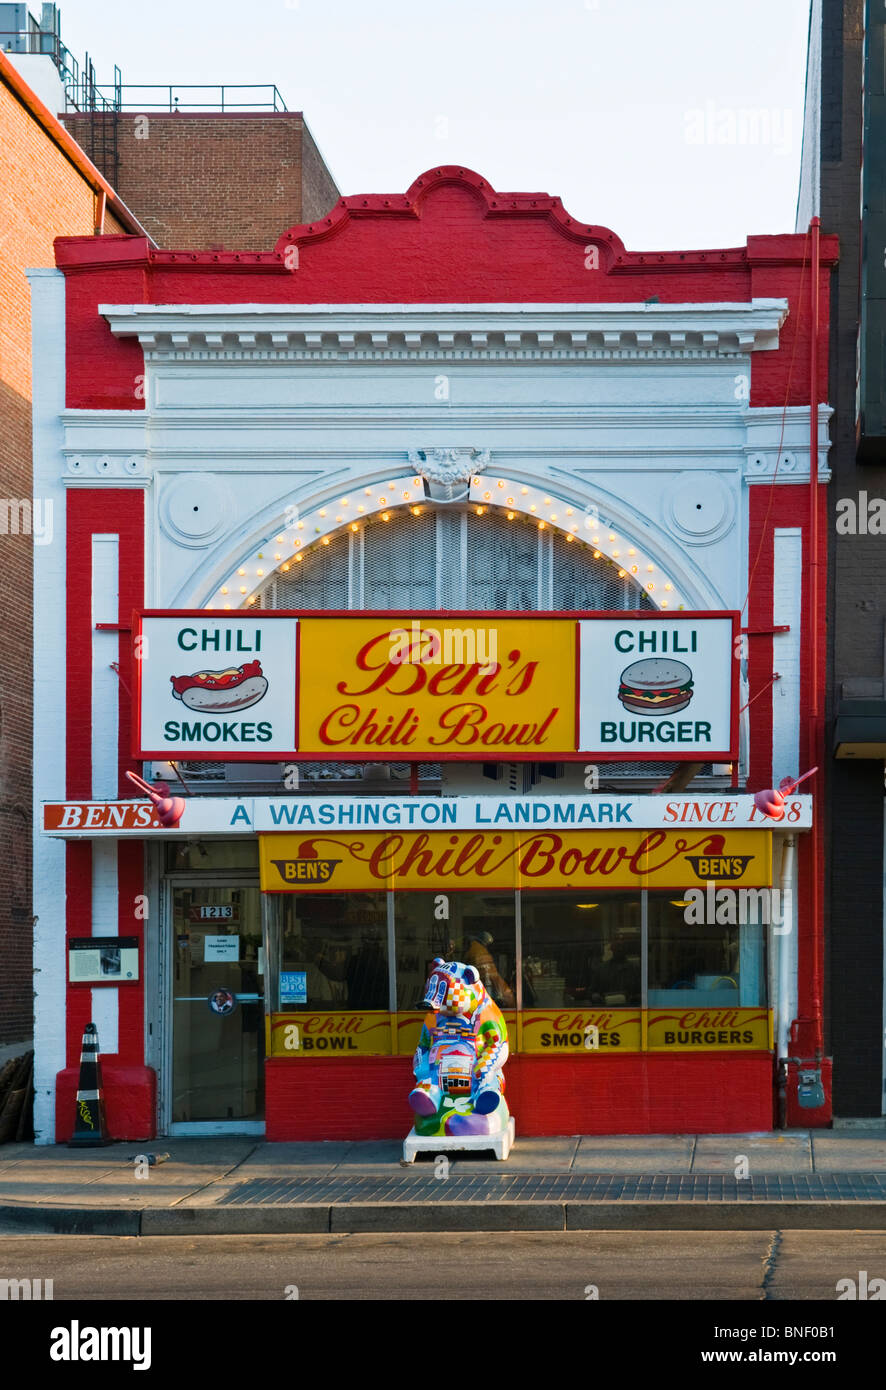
[257,507,654,611]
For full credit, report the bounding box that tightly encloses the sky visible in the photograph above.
[55,0,812,250]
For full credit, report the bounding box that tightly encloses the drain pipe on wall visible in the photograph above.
[776,833,797,1128]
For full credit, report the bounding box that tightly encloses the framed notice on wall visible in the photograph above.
[68,937,140,984]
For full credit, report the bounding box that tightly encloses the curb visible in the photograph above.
[4,1200,886,1235]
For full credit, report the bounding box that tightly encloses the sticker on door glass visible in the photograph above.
[204,934,239,962]
[208,988,238,1016]
[280,971,308,1004]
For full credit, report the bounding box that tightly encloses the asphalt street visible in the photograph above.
[1,1229,885,1300]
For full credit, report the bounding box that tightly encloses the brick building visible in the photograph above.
[0,45,145,1055]
[799,0,886,1119]
[61,110,339,251]
[33,165,834,1143]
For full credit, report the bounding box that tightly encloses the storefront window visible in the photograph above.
[647,891,766,1006]
[166,840,259,873]
[521,892,641,1008]
[271,893,389,1011]
[394,892,516,1010]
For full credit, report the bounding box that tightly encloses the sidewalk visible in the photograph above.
[1,1131,885,1234]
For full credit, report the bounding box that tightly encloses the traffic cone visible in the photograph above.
[67,1023,110,1147]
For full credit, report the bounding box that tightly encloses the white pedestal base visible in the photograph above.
[402,1115,515,1163]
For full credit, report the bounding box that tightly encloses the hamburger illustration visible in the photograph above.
[617,658,694,715]
[170,659,269,713]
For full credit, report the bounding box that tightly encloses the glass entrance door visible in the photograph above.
[169,884,265,1129]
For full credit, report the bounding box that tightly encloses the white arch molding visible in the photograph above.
[185,472,719,613]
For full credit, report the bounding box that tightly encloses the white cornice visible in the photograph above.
[99,300,788,360]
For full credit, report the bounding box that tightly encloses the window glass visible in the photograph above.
[395,892,516,1010]
[274,893,389,1011]
[165,840,259,873]
[647,891,766,1006]
[520,892,641,1008]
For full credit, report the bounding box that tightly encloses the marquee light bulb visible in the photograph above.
[612,549,620,557]
[664,582,672,591]
[593,551,601,559]
[566,508,574,516]
[239,586,247,594]
[318,510,326,517]
[538,520,545,529]
[282,563,290,571]
[256,569,264,576]
[618,568,626,578]
[296,521,304,530]
[275,535,284,543]
[507,511,515,520]
[483,491,492,501]
[382,512,390,521]
[340,498,349,505]
[497,479,505,487]
[321,537,330,546]
[413,477,421,486]
[221,587,228,594]
[238,568,246,576]
[351,523,359,532]
[628,548,636,556]
[224,603,231,610]
[274,553,281,561]
[472,476,480,485]
[506,496,514,505]
[543,497,551,504]
[609,534,616,542]
[566,534,573,542]
[521,487,529,495]
[387,481,396,489]
[550,513,557,520]
[357,504,365,512]
[335,516,343,523]
[378,497,387,505]
[529,503,537,512]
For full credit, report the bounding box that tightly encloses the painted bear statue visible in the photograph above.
[408,958,510,1138]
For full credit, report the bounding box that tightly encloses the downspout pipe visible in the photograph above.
[806,215,825,1065]
[776,833,797,1127]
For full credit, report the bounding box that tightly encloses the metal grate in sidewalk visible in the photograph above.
[218,1172,886,1206]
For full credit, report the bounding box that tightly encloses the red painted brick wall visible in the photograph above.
[62,113,339,251]
[266,1054,774,1140]
[0,75,112,1045]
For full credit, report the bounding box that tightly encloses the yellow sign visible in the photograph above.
[268,1009,771,1055]
[297,616,575,758]
[646,1008,771,1050]
[268,1011,392,1057]
[519,1009,643,1053]
[395,1011,518,1055]
[260,829,771,892]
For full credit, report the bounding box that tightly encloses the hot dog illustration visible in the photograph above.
[170,659,269,712]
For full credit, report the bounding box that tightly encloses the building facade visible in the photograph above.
[0,42,145,1057]
[799,0,886,1119]
[33,166,835,1141]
